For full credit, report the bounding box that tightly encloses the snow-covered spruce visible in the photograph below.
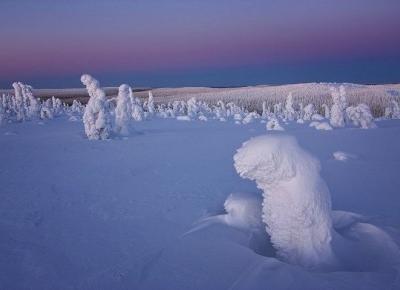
[302,104,315,121]
[81,74,113,140]
[330,86,347,128]
[266,118,284,131]
[242,112,259,124]
[114,84,133,135]
[346,104,376,129]
[234,135,337,269]
[284,93,295,121]
[384,100,400,119]
[12,82,40,121]
[147,91,155,116]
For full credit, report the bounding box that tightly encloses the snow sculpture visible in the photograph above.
[81,74,113,140]
[234,135,336,269]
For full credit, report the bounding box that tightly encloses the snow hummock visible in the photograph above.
[333,151,356,161]
[234,135,336,269]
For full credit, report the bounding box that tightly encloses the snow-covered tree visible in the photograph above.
[12,82,40,121]
[51,96,63,116]
[215,100,227,120]
[81,74,113,140]
[261,101,269,119]
[187,97,198,119]
[131,97,144,121]
[330,86,347,128]
[303,104,315,121]
[234,135,336,269]
[322,104,330,119]
[115,84,133,135]
[70,100,84,114]
[40,99,54,119]
[147,91,155,116]
[266,117,284,131]
[384,100,400,119]
[346,104,376,129]
[284,93,295,121]
[242,111,259,124]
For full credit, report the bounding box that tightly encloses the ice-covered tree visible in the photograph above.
[187,97,198,119]
[346,104,376,129]
[115,84,133,135]
[384,100,400,119]
[242,111,259,124]
[302,104,315,121]
[284,93,295,121]
[330,86,347,128]
[322,104,330,119]
[234,135,336,269]
[131,97,144,121]
[81,74,113,140]
[261,101,269,119]
[40,99,54,119]
[266,117,284,131]
[147,91,155,116]
[12,82,40,121]
[215,100,227,120]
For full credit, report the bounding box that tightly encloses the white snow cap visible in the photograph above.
[234,135,336,269]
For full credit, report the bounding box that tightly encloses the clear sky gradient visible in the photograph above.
[1,0,400,88]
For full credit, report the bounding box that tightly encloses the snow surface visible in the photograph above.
[1,117,400,289]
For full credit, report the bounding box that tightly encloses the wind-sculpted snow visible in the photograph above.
[234,135,337,269]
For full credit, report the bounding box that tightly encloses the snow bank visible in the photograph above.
[234,135,336,269]
[315,122,332,130]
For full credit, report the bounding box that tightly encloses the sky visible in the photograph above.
[1,0,400,88]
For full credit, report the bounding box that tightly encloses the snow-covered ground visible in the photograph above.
[1,115,400,289]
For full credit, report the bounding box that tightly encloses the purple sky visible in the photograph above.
[1,0,400,87]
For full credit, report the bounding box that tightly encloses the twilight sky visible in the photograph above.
[1,0,400,88]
